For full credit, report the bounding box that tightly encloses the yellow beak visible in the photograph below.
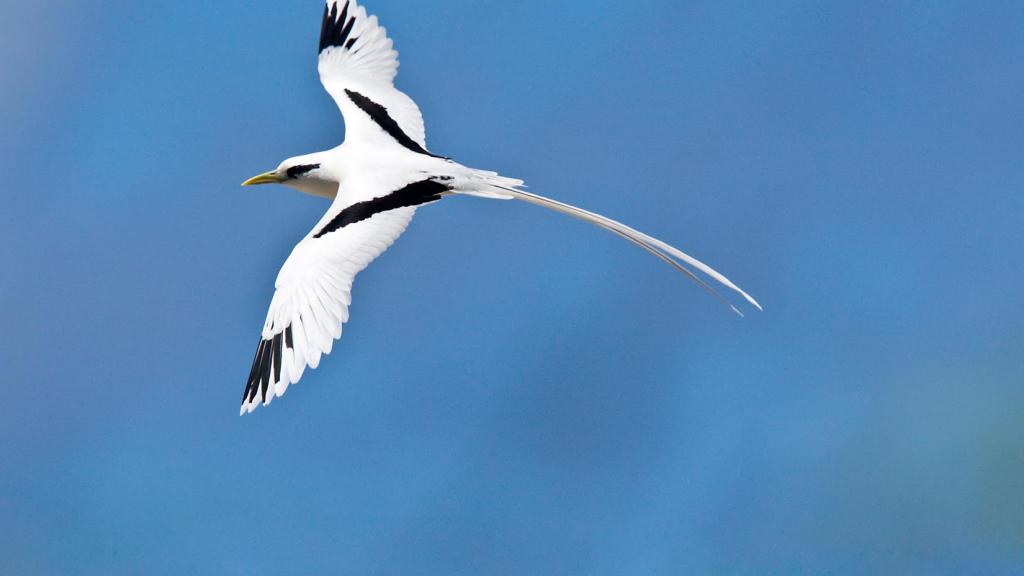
[241,171,286,187]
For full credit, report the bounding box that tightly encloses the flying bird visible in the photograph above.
[240,0,761,414]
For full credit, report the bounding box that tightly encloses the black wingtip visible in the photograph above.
[242,339,265,405]
[319,0,355,54]
[242,326,294,411]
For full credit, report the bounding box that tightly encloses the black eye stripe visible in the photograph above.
[286,163,320,179]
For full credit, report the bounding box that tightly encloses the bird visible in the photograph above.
[239,0,761,415]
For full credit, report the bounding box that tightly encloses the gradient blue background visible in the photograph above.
[2,1,1022,573]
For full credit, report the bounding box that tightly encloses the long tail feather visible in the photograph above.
[474,184,762,315]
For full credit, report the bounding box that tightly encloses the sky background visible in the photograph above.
[2,0,1023,574]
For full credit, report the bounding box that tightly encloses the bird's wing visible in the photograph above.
[318,0,436,155]
[241,173,452,415]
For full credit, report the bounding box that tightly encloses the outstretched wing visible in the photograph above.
[241,173,454,415]
[318,0,436,155]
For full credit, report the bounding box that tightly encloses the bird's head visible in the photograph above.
[242,153,339,199]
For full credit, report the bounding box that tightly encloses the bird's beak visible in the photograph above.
[241,171,286,187]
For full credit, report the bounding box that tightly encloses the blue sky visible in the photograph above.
[2,1,1023,573]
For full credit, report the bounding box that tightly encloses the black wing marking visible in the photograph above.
[243,326,295,406]
[314,178,452,239]
[345,89,446,159]
[320,1,357,54]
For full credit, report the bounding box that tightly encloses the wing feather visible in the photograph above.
[241,172,451,414]
[318,0,429,150]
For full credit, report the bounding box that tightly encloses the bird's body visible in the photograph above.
[240,0,760,414]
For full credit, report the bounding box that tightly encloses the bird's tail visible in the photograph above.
[456,169,523,200]
[455,172,762,316]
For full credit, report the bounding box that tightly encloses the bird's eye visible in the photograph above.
[287,164,320,179]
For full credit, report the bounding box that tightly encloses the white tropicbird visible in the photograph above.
[239,0,761,414]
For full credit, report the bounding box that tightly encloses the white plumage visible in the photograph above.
[239,0,760,414]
